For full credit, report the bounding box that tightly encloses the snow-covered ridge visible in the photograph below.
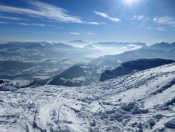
[100,58,175,81]
[0,63,175,131]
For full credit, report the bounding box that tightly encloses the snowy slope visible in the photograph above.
[0,63,175,131]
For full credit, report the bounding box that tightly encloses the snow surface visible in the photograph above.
[0,63,175,131]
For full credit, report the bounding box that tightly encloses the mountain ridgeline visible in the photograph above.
[100,58,175,81]
[90,42,175,69]
[0,41,175,87]
[0,42,75,49]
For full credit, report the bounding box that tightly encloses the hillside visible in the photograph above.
[100,58,175,81]
[49,65,86,86]
[0,63,175,131]
[49,65,100,86]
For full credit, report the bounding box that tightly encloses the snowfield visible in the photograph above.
[1,63,175,132]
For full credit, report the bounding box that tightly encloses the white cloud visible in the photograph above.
[0,1,82,23]
[0,21,53,27]
[70,32,80,35]
[86,21,101,25]
[18,23,50,27]
[153,17,175,27]
[94,11,121,23]
[0,1,101,26]
[0,15,23,20]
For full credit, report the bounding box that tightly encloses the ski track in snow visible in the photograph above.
[0,63,175,131]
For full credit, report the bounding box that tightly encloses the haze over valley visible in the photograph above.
[0,0,175,131]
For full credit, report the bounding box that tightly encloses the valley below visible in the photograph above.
[0,41,175,132]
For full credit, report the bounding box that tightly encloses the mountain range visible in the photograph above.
[0,41,175,131]
[0,41,175,88]
[90,42,175,69]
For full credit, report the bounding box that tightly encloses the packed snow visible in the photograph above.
[0,63,175,131]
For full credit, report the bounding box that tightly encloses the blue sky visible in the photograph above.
[0,0,175,44]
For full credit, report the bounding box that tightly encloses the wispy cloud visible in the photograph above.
[70,32,80,35]
[0,1,101,26]
[0,15,23,21]
[94,11,121,23]
[153,17,175,27]
[131,15,168,31]
[0,21,53,27]
[0,1,83,23]
[86,21,102,25]
[18,22,52,27]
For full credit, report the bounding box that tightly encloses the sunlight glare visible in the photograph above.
[124,0,138,5]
